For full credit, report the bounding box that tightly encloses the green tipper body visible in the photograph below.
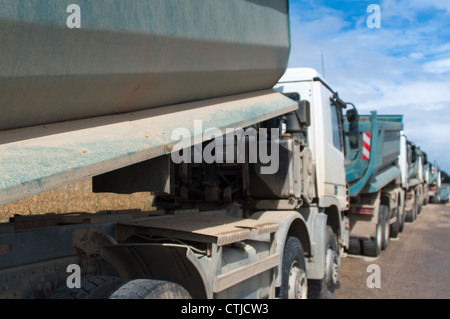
[0,0,297,204]
[0,0,291,130]
[344,112,403,197]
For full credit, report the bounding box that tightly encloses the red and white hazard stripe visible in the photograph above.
[362,132,371,160]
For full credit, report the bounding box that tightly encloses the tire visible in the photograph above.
[362,223,382,257]
[413,195,419,220]
[279,237,308,299]
[347,238,361,255]
[380,205,390,250]
[416,189,422,215]
[406,194,418,222]
[109,279,191,299]
[390,204,400,238]
[48,276,124,299]
[308,227,339,299]
[405,210,414,222]
[399,202,406,232]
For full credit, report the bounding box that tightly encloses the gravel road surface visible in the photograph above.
[335,203,450,299]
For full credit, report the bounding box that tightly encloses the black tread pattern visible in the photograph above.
[279,237,306,299]
[347,238,361,255]
[109,280,191,299]
[362,239,380,257]
[49,276,124,299]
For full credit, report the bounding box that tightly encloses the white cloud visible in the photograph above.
[287,0,450,172]
[424,58,450,74]
[409,53,424,60]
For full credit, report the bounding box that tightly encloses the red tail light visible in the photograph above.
[355,207,374,215]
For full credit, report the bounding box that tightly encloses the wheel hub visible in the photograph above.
[288,263,308,299]
[326,248,339,285]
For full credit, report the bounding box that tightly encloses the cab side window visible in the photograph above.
[330,102,344,152]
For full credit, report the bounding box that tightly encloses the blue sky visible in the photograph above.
[287,0,450,174]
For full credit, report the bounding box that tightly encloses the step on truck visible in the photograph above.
[344,112,404,257]
[0,1,351,299]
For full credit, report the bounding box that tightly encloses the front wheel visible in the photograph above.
[279,237,308,299]
[308,226,339,299]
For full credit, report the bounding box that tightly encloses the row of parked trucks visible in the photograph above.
[344,113,444,257]
[0,0,445,299]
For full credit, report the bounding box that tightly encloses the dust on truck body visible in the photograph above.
[0,1,345,299]
[344,112,404,257]
[273,68,356,292]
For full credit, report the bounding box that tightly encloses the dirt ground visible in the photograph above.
[0,179,154,223]
[335,203,450,299]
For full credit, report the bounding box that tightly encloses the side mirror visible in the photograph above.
[346,108,360,151]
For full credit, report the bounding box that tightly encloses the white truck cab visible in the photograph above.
[275,68,349,213]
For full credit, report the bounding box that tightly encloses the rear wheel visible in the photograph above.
[390,204,400,238]
[405,210,414,222]
[308,227,339,299]
[399,200,406,232]
[413,194,419,220]
[362,222,382,257]
[279,237,308,299]
[417,192,423,215]
[347,238,361,255]
[406,193,417,222]
[109,279,191,299]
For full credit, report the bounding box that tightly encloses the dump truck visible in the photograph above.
[417,149,429,209]
[422,158,430,206]
[440,183,450,204]
[400,138,426,221]
[0,1,353,299]
[344,112,404,257]
[428,161,442,204]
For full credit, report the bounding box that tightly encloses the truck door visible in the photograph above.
[314,81,347,208]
